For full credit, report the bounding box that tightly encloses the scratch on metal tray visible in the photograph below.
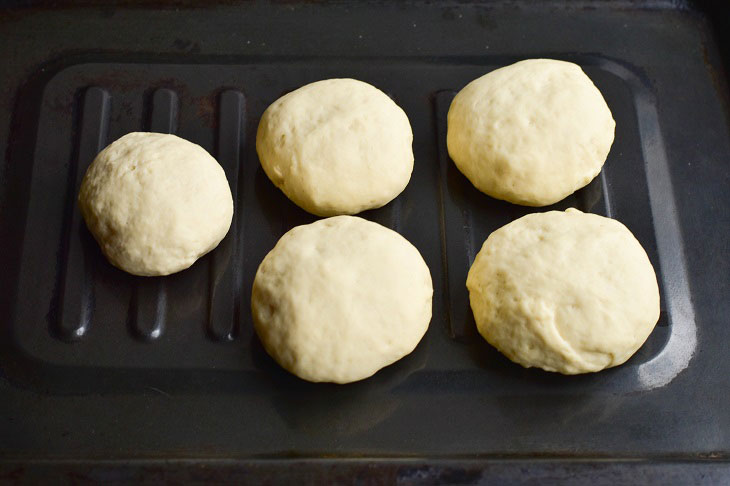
[146,386,172,398]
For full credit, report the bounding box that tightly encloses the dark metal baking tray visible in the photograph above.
[1,1,729,482]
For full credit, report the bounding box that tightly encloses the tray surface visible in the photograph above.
[12,58,681,380]
[1,0,729,475]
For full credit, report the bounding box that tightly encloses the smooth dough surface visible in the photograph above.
[466,209,660,374]
[78,132,233,276]
[447,59,616,206]
[251,216,433,383]
[256,78,414,216]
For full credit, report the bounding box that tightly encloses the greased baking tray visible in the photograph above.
[1,1,728,482]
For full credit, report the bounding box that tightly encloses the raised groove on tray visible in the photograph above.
[574,170,611,216]
[599,170,613,218]
[385,91,404,233]
[389,197,403,232]
[56,87,110,342]
[368,194,403,231]
[129,88,179,341]
[434,90,475,340]
[207,89,246,342]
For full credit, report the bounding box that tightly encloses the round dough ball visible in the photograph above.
[78,132,233,276]
[251,216,432,383]
[466,209,660,374]
[256,78,414,217]
[447,59,615,206]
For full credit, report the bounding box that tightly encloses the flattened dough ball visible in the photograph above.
[78,132,233,276]
[447,59,615,206]
[251,216,433,383]
[256,78,414,216]
[467,209,660,374]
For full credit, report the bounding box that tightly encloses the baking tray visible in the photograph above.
[1,1,729,482]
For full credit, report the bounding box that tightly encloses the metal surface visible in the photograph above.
[0,0,728,482]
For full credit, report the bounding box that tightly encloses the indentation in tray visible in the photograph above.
[9,57,695,393]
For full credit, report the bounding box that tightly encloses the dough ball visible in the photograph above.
[447,59,615,206]
[466,209,660,374]
[256,78,414,216]
[78,132,233,276]
[251,216,432,383]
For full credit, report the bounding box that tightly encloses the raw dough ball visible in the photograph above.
[447,59,615,206]
[78,132,233,276]
[466,209,660,374]
[251,216,432,383]
[256,78,414,216]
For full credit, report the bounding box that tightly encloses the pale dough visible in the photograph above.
[251,216,433,383]
[78,132,233,276]
[256,78,414,216]
[466,209,660,374]
[447,59,616,206]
